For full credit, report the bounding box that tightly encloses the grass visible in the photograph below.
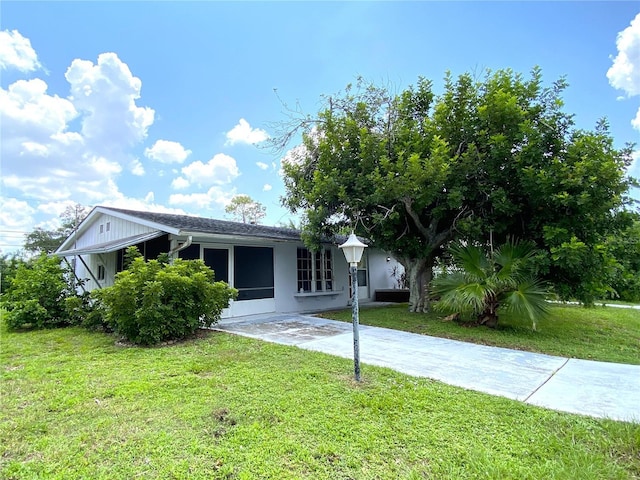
[2,323,640,479]
[317,303,640,365]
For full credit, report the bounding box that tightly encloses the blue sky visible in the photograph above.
[1,1,639,252]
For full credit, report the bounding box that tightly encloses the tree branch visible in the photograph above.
[402,197,431,240]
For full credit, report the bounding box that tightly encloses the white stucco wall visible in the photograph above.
[367,250,405,290]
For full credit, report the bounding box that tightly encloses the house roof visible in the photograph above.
[55,206,357,255]
[102,207,303,241]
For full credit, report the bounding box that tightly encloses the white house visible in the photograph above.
[54,206,403,318]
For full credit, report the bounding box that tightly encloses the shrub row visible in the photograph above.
[1,249,237,346]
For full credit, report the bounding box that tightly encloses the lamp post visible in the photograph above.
[339,232,367,382]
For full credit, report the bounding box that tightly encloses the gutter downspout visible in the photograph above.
[168,235,193,263]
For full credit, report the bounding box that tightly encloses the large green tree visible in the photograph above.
[278,69,636,311]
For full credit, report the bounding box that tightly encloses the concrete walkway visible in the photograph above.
[215,313,640,423]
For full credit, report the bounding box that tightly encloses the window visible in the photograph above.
[106,222,111,232]
[99,224,104,234]
[297,247,333,292]
[297,248,312,292]
[97,264,105,281]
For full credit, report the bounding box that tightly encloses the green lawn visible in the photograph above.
[2,324,639,479]
[317,304,640,365]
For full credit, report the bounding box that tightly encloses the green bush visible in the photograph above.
[2,254,77,329]
[95,257,237,346]
[0,253,26,299]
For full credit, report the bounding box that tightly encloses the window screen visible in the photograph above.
[178,242,200,260]
[234,246,274,300]
[203,248,229,283]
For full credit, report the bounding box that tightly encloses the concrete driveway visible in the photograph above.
[215,313,640,423]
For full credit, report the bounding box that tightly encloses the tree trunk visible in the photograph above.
[401,257,434,313]
[476,294,499,328]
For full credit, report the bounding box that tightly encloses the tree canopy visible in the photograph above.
[278,68,637,311]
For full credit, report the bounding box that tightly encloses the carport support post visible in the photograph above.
[350,265,361,382]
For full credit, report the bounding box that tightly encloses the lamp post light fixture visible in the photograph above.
[339,232,368,382]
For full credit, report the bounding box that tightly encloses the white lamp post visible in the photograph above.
[339,232,368,382]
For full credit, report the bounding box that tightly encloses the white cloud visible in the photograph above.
[180,153,240,186]
[0,78,78,142]
[0,32,232,251]
[263,184,272,191]
[130,158,145,176]
[608,13,640,136]
[0,197,35,229]
[1,43,158,245]
[607,13,640,96]
[256,161,269,170]
[21,141,49,156]
[225,118,269,146]
[144,139,191,164]
[633,107,640,131]
[65,52,154,148]
[0,29,42,72]
[88,155,122,176]
[171,176,190,189]
[36,200,77,216]
[169,186,235,209]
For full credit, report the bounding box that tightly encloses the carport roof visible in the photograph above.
[55,231,165,257]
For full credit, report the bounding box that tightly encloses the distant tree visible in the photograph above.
[24,228,66,255]
[605,216,640,302]
[225,195,266,224]
[24,203,90,254]
[276,69,636,311]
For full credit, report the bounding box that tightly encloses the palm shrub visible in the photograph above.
[431,239,550,330]
[95,257,237,346]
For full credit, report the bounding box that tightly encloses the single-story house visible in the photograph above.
[54,206,403,318]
